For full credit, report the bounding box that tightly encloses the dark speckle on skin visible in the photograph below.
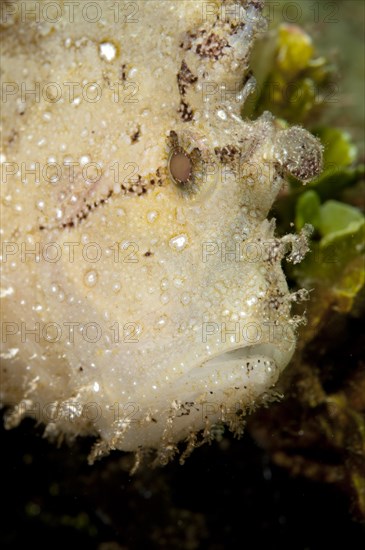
[131,126,141,143]
[178,100,194,121]
[177,60,198,96]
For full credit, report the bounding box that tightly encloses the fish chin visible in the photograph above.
[94,340,294,454]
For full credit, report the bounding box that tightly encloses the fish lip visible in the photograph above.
[201,339,295,371]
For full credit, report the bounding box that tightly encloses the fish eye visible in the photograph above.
[169,148,193,186]
[166,131,209,198]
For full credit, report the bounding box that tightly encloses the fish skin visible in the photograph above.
[0,1,322,461]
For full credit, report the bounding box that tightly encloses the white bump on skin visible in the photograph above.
[99,42,116,62]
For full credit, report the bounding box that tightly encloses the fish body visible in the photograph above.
[0,0,322,461]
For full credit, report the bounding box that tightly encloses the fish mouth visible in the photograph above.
[162,339,296,405]
[203,343,278,367]
[200,340,294,377]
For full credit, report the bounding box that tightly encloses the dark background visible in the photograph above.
[1,413,364,549]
